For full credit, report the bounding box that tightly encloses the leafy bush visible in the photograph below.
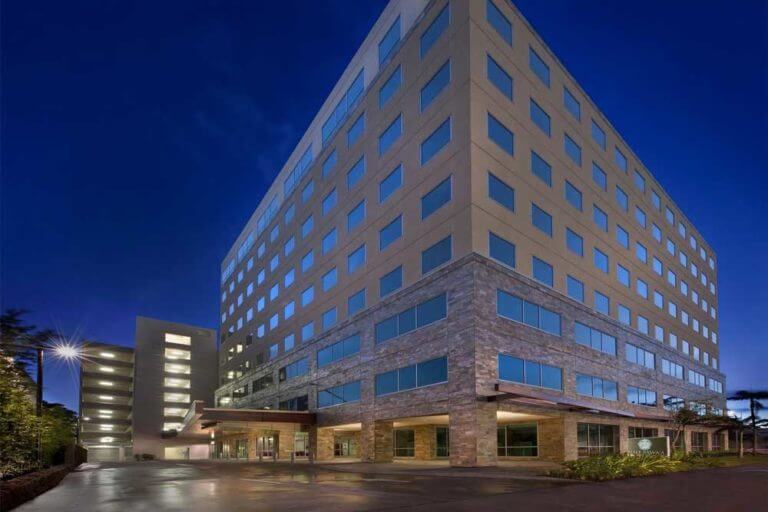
[551,454,681,481]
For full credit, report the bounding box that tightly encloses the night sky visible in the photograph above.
[2,0,766,413]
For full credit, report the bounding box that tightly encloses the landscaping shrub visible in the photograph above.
[551,453,681,481]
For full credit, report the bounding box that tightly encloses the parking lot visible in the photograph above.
[14,459,768,511]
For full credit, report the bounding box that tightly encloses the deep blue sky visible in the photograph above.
[2,0,766,414]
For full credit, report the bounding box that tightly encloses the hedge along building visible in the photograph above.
[205,0,727,466]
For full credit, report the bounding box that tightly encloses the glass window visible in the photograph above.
[498,423,538,457]
[614,147,628,172]
[488,172,515,211]
[635,206,647,228]
[497,290,560,336]
[301,250,314,273]
[322,150,337,179]
[421,4,449,58]
[592,162,607,190]
[617,264,630,287]
[317,334,361,368]
[301,180,314,204]
[422,236,452,274]
[563,87,580,120]
[634,170,646,192]
[530,99,551,137]
[567,275,584,302]
[347,112,365,148]
[564,134,582,166]
[322,228,337,255]
[421,176,452,219]
[380,266,403,298]
[615,185,628,211]
[348,288,366,316]
[626,343,655,370]
[616,225,629,249]
[574,322,616,356]
[421,117,451,164]
[420,60,451,112]
[487,0,513,44]
[593,205,608,231]
[529,47,550,87]
[489,231,515,268]
[301,215,315,238]
[321,188,338,215]
[284,203,296,224]
[347,244,366,274]
[378,114,402,156]
[379,65,402,108]
[566,228,583,257]
[577,423,618,457]
[488,113,514,155]
[322,267,337,292]
[347,156,365,189]
[531,151,552,186]
[378,16,400,65]
[301,285,314,307]
[487,54,513,100]
[594,290,610,315]
[576,374,618,401]
[379,215,403,250]
[301,321,314,342]
[532,256,553,286]
[321,307,337,331]
[635,242,647,263]
[565,180,582,210]
[591,120,606,150]
[379,164,403,203]
[499,354,562,390]
[593,247,609,273]
[532,203,552,237]
[347,200,365,232]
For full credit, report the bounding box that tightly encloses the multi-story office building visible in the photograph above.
[201,0,726,466]
[132,316,218,460]
[79,317,217,461]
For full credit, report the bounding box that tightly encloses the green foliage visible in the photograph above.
[553,453,682,481]
[0,356,40,479]
[0,356,77,479]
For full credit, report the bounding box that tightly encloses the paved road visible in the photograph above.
[14,460,768,511]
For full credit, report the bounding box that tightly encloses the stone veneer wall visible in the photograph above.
[215,254,727,465]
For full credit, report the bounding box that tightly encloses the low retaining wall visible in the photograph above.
[0,464,74,511]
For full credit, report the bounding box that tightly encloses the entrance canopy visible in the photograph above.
[176,401,316,438]
[490,383,671,422]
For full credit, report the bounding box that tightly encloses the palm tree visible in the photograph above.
[728,390,768,455]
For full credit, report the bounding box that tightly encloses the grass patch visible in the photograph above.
[549,453,768,481]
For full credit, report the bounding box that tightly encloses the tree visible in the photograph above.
[0,309,55,371]
[728,390,768,455]
[669,406,701,452]
[0,356,40,478]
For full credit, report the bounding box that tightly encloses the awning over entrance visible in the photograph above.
[489,383,671,422]
[176,401,316,438]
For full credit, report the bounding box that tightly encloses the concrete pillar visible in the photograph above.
[373,420,394,463]
[449,400,497,467]
[562,417,579,461]
[619,423,629,454]
[538,417,566,462]
[315,427,335,461]
[414,425,437,460]
[722,431,730,451]
[683,429,692,453]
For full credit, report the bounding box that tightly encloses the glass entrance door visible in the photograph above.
[257,434,278,458]
[334,436,357,457]
[294,432,309,457]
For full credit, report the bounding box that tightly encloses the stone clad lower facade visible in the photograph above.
[212,254,727,466]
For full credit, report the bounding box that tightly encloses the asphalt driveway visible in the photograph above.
[13,460,768,511]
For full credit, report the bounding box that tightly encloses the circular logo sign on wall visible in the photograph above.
[638,438,653,451]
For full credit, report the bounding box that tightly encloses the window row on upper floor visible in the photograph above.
[481,0,715,273]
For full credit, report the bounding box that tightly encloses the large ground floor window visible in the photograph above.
[664,429,685,451]
[691,431,708,452]
[712,432,723,451]
[235,438,248,459]
[334,435,358,457]
[577,423,618,457]
[436,426,449,457]
[628,426,658,438]
[497,423,538,457]
[393,429,415,457]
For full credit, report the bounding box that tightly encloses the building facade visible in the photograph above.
[79,342,135,461]
[211,0,727,466]
[79,317,217,461]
